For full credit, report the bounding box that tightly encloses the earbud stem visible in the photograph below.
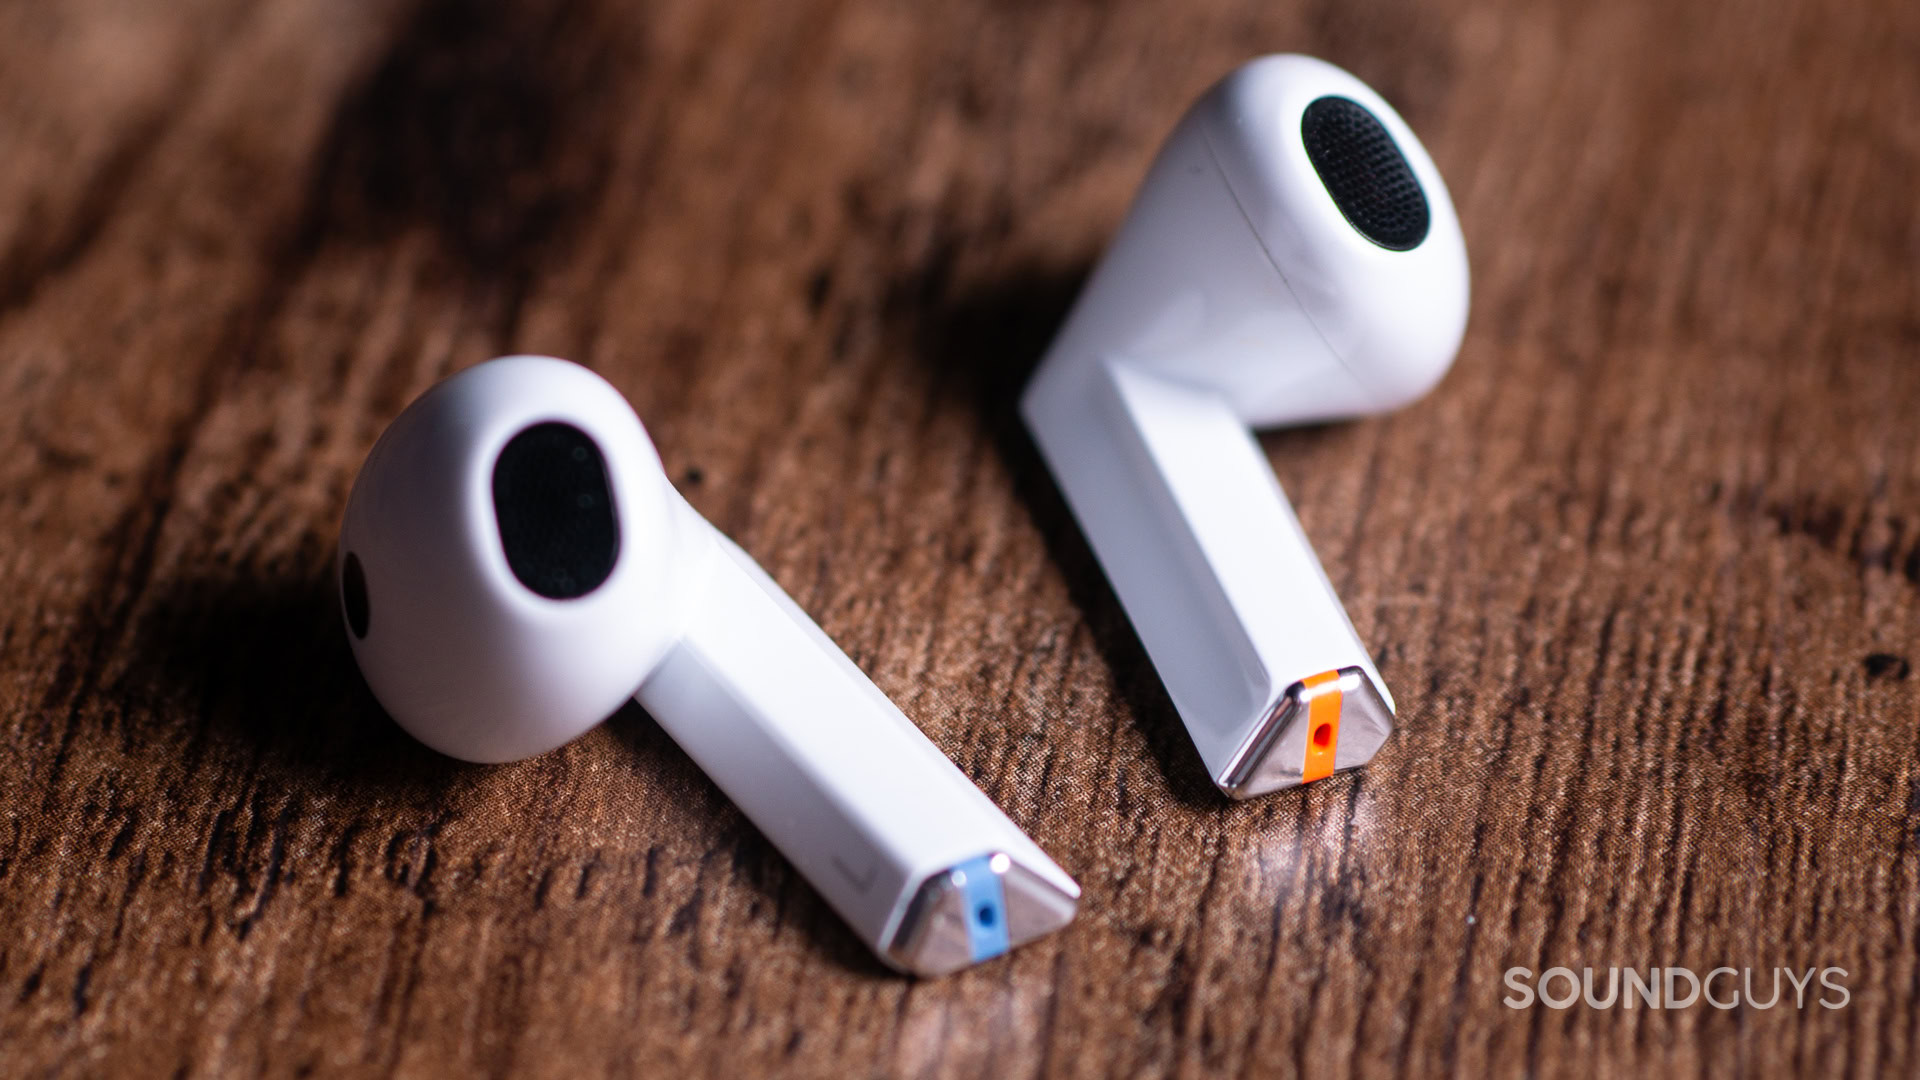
[633,500,1078,974]
[1023,358,1396,798]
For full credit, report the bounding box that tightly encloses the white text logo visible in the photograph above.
[1501,967,1849,1010]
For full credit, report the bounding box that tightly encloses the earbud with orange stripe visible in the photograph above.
[1020,55,1469,797]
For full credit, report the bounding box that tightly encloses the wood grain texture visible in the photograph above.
[2,0,1917,1076]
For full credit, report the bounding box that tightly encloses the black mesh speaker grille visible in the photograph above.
[491,422,620,599]
[1300,96,1430,251]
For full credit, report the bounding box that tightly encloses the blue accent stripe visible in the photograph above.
[955,855,1010,962]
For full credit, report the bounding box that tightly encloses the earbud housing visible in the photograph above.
[341,356,1078,973]
[341,357,691,762]
[1021,55,1469,797]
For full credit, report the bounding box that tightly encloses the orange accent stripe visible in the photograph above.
[1300,671,1343,783]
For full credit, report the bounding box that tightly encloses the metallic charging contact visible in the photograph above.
[1215,666,1394,799]
[886,852,1079,977]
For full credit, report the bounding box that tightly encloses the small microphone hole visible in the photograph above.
[342,552,370,639]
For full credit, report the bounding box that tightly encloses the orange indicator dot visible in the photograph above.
[1300,671,1344,783]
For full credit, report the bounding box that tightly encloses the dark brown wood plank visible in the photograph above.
[2,0,1917,1075]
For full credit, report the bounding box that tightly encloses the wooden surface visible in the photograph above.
[2,0,1918,1076]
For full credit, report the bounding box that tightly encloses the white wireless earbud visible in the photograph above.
[339,355,1077,975]
[1021,55,1469,798]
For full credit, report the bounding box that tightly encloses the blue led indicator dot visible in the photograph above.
[954,854,1011,962]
